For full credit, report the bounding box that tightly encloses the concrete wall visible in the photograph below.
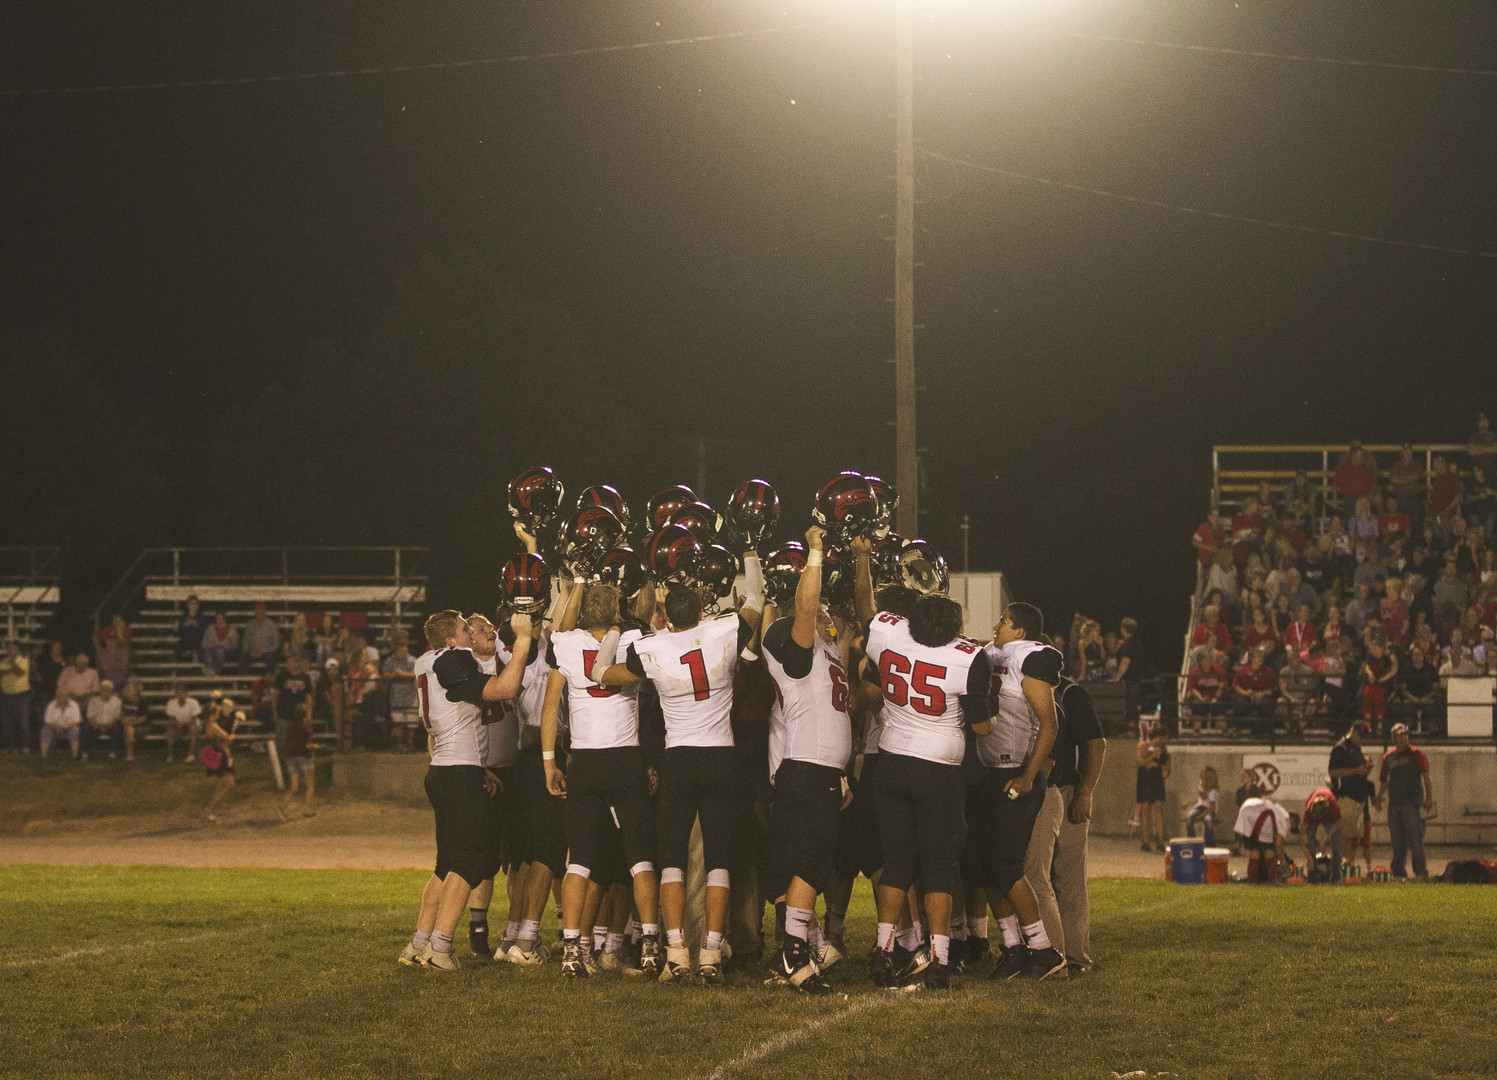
[1089,740,1497,845]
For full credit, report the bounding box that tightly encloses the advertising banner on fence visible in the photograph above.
[1242,753,1328,810]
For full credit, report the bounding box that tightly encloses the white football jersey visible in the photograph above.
[629,614,745,748]
[763,617,852,775]
[416,647,484,767]
[474,651,520,769]
[1235,797,1290,844]
[979,639,1062,768]
[862,700,885,759]
[864,612,987,766]
[514,630,554,730]
[549,627,644,749]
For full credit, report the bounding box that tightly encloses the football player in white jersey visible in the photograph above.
[595,558,764,984]
[398,608,532,971]
[541,583,663,978]
[979,602,1065,980]
[862,593,994,989]
[762,526,851,995]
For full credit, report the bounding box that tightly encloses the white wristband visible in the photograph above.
[805,552,823,568]
[542,750,555,761]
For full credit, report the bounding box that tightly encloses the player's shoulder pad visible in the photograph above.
[1018,642,1064,686]
[432,647,481,688]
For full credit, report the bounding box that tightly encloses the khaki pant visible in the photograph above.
[1053,787,1093,969]
[1023,785,1067,957]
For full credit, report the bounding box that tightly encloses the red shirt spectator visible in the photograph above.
[1187,659,1228,701]
[1334,442,1376,500]
[1377,496,1411,537]
[1431,460,1463,519]
[1243,618,1278,654]
[1233,659,1277,698]
[1230,498,1263,567]
[1380,594,1409,647]
[1283,618,1316,656]
[1193,510,1225,567]
[1191,611,1233,653]
[1304,787,1341,824]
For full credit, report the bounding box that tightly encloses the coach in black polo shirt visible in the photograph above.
[1024,671,1106,973]
[1327,721,1375,875]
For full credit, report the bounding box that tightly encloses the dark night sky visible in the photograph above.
[3,0,1495,672]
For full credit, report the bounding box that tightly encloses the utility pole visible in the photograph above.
[893,0,918,539]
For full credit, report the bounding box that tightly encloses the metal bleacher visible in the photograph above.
[93,547,427,724]
[1,547,61,649]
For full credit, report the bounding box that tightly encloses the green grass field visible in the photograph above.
[2,867,1494,1080]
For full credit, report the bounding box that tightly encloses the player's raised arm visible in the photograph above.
[481,614,533,701]
[793,526,827,649]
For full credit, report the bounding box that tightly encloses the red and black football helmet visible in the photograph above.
[554,505,626,579]
[868,533,906,589]
[695,544,739,607]
[596,546,648,597]
[508,466,566,534]
[724,478,780,551]
[821,544,855,606]
[666,502,721,547]
[762,542,807,610]
[863,476,899,540]
[647,485,699,531]
[898,539,950,596]
[501,553,552,615]
[576,484,631,532]
[648,525,704,586]
[811,472,879,542]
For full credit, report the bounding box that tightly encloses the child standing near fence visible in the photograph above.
[1185,766,1220,845]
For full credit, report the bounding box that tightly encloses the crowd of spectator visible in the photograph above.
[1185,422,1497,736]
[0,597,420,760]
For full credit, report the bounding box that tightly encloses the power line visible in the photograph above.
[932,17,1497,79]
[0,19,856,99]
[920,148,1497,260]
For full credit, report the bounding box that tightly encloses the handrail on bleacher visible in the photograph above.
[0,546,62,647]
[1210,443,1467,513]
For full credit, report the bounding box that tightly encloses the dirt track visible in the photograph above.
[2,799,1485,877]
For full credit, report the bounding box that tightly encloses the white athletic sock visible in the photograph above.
[896,925,922,951]
[503,920,520,940]
[806,922,825,949]
[592,924,608,943]
[949,917,967,941]
[784,905,813,942]
[911,919,924,943]
[969,915,989,940]
[999,916,1022,949]
[1022,920,1052,951]
[876,922,897,952]
[431,930,453,954]
[579,935,592,952]
[640,922,658,937]
[625,916,640,941]
[519,920,540,942]
[704,930,723,952]
[606,932,624,953]
[667,928,685,948]
[562,928,580,942]
[931,933,950,966]
[411,930,431,951]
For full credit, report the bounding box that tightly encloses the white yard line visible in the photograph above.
[2,924,270,968]
[690,993,897,1080]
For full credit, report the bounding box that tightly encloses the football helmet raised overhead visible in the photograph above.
[695,544,739,604]
[508,466,566,534]
[647,486,699,531]
[501,553,552,615]
[666,502,721,547]
[596,546,648,597]
[554,505,626,580]
[724,479,780,550]
[576,484,631,532]
[762,542,807,610]
[811,472,879,542]
[898,539,949,596]
[868,533,906,589]
[863,476,898,540]
[648,525,704,586]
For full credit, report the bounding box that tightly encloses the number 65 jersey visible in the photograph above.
[625,613,755,748]
[864,611,992,766]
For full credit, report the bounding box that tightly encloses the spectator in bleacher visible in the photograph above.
[1380,579,1410,648]
[1192,508,1225,568]
[1277,648,1320,729]
[1230,496,1263,567]
[1373,723,1433,879]
[1387,444,1423,522]
[1264,556,1293,603]
[1191,604,1232,654]
[313,612,340,668]
[272,653,314,766]
[96,614,132,649]
[1465,465,1496,542]
[1469,412,1497,473]
[1185,648,1228,731]
[164,685,202,763]
[201,613,240,675]
[83,679,123,761]
[40,687,82,759]
[1284,568,1320,617]
[1321,603,1346,647]
[56,652,99,710]
[383,636,419,751]
[1282,468,1316,518]
[1349,496,1380,547]
[241,601,281,674]
[1432,556,1470,639]
[1393,645,1442,730]
[1344,583,1375,636]
[284,613,313,664]
[1377,495,1412,540]
[1243,607,1278,657]
[1232,648,1277,732]
[1205,548,1238,611]
[1359,639,1398,727]
[320,654,350,751]
[1333,439,1377,506]
[1429,457,1463,547]
[1,641,31,753]
[1254,480,1279,521]
[1300,544,1329,597]
[119,678,144,762]
[348,632,379,667]
[348,656,383,749]
[1268,593,1294,641]
[1327,515,1355,584]
[1453,521,1482,580]
[95,621,132,690]
[175,595,209,661]
[1352,545,1384,593]
[1317,639,1354,721]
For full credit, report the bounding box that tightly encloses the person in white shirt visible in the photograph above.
[84,679,124,761]
[40,688,82,759]
[398,608,532,971]
[1234,796,1290,883]
[164,687,203,763]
